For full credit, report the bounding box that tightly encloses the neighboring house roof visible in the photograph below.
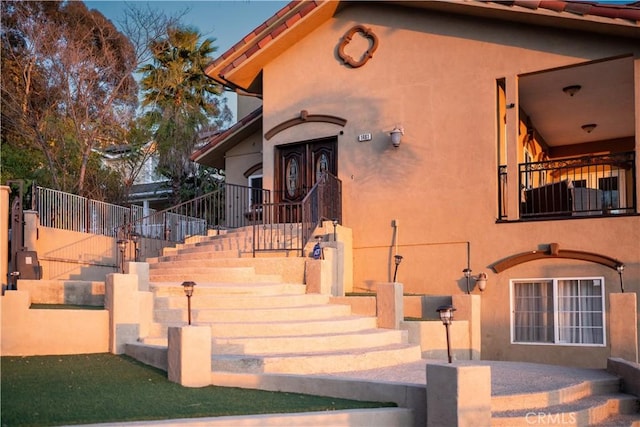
[204,0,640,93]
[191,105,263,169]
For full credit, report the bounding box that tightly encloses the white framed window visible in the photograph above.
[511,277,605,346]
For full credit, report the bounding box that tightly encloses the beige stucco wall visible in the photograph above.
[1,290,109,356]
[224,129,264,187]
[254,3,640,368]
[25,223,118,281]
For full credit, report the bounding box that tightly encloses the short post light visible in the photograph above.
[130,232,140,262]
[117,239,128,274]
[436,304,456,363]
[393,254,403,283]
[181,281,196,325]
[332,219,338,242]
[616,264,625,293]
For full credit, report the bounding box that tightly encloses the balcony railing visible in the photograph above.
[515,152,636,219]
[498,152,637,220]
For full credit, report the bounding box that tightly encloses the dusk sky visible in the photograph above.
[86,1,289,119]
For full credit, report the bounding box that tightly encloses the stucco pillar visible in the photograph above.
[609,292,638,363]
[377,282,403,329]
[126,262,150,291]
[426,363,492,427]
[505,75,521,220]
[452,294,481,360]
[105,273,140,354]
[0,186,10,291]
[23,211,39,252]
[167,325,212,387]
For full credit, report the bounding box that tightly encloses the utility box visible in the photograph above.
[16,251,42,280]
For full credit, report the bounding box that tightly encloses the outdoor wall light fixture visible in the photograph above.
[562,85,581,97]
[390,126,404,148]
[617,264,625,293]
[181,281,197,325]
[581,123,597,133]
[332,219,339,242]
[462,268,488,294]
[393,254,403,283]
[130,232,140,262]
[117,239,128,273]
[436,304,456,363]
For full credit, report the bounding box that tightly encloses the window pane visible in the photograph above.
[557,279,603,344]
[513,281,554,343]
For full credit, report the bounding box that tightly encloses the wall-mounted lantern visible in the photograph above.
[390,126,404,148]
[463,268,488,293]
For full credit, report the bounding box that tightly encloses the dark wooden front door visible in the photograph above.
[276,137,337,203]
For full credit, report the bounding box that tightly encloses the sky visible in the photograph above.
[85,0,289,119]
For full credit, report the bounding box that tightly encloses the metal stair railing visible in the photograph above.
[250,172,342,257]
[120,183,271,260]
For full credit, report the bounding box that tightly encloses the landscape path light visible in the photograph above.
[436,304,456,363]
[117,239,128,273]
[130,232,140,262]
[182,281,197,325]
[393,255,403,283]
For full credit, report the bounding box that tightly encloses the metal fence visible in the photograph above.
[33,186,151,237]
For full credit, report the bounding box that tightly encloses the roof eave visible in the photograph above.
[192,109,263,169]
[205,1,340,94]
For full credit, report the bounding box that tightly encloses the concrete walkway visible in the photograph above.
[74,359,632,427]
[312,359,617,395]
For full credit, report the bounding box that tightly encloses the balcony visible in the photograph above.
[499,152,636,220]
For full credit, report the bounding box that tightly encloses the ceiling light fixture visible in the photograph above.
[562,85,581,97]
[581,123,597,133]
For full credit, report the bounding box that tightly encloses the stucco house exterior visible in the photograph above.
[192,0,640,369]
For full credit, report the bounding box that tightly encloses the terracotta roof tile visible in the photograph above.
[209,0,638,83]
[491,0,640,23]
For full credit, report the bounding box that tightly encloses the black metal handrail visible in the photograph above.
[517,151,636,219]
[249,172,342,257]
[120,183,270,260]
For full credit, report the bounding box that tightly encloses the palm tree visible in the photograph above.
[139,26,229,203]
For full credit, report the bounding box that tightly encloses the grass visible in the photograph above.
[1,353,395,427]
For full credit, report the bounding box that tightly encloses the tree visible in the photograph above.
[1,0,138,198]
[139,26,231,204]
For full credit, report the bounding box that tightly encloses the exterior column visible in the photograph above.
[426,363,492,427]
[167,326,212,387]
[609,292,638,363]
[377,282,403,329]
[1,186,10,290]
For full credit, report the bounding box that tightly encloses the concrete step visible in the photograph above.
[154,293,330,310]
[588,413,640,427]
[211,329,409,355]
[153,302,353,323]
[491,377,621,412]
[145,315,379,339]
[150,282,307,297]
[210,343,423,374]
[492,393,639,427]
[149,268,282,283]
[148,257,307,284]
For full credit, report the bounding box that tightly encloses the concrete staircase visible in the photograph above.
[138,226,423,375]
[491,376,640,426]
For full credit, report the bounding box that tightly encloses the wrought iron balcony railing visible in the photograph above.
[500,152,636,220]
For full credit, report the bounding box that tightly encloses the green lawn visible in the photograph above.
[1,353,394,427]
